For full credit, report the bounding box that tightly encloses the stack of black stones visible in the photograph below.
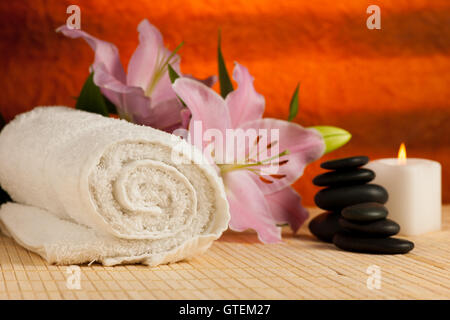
[309,156,414,254]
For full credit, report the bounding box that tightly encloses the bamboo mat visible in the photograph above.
[0,206,449,300]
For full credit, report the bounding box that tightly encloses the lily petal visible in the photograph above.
[59,21,188,133]
[180,108,192,129]
[150,67,181,107]
[225,63,265,128]
[184,74,218,88]
[92,63,152,122]
[172,78,231,150]
[127,19,180,107]
[239,118,325,194]
[265,187,309,233]
[57,25,126,83]
[224,171,282,243]
[139,98,183,132]
[57,25,153,122]
[127,19,164,88]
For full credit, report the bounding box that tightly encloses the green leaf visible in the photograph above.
[309,126,352,154]
[103,94,118,114]
[288,83,300,121]
[168,64,180,84]
[218,30,233,98]
[168,64,187,108]
[75,72,109,116]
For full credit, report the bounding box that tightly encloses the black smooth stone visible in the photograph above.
[314,184,388,211]
[341,202,388,221]
[339,218,400,237]
[308,212,342,243]
[333,233,414,254]
[313,168,375,187]
[320,156,369,170]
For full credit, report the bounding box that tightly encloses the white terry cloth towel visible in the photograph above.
[0,107,230,266]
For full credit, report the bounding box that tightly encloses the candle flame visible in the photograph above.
[398,143,407,164]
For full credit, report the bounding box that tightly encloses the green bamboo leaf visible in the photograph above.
[75,72,109,116]
[218,30,233,98]
[309,126,352,154]
[168,64,180,84]
[103,94,118,114]
[168,64,187,108]
[288,83,300,121]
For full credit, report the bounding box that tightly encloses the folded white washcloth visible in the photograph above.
[0,107,229,266]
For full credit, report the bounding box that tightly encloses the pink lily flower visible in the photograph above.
[172,63,327,243]
[57,19,213,132]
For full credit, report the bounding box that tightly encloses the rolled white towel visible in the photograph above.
[0,107,230,266]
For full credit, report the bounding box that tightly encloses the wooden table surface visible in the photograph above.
[0,206,449,300]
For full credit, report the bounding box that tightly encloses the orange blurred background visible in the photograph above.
[1,0,449,205]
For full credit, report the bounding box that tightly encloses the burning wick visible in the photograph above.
[398,143,407,165]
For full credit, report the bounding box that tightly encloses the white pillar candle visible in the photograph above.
[366,147,441,236]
